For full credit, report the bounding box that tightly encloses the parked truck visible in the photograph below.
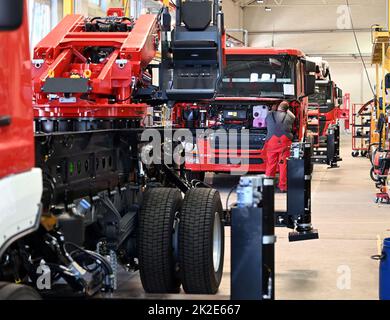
[0,0,43,299]
[307,57,349,167]
[172,47,316,180]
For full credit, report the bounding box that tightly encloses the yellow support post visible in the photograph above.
[388,0,390,33]
[371,1,390,149]
[124,0,130,17]
[371,63,380,146]
[382,42,386,114]
[63,0,74,16]
[376,63,380,118]
[382,42,387,149]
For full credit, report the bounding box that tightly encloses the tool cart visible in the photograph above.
[352,103,372,157]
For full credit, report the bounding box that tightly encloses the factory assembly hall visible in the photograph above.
[2,0,390,310]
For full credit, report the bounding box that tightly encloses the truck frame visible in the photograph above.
[0,0,227,298]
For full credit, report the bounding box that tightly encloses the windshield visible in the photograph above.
[217,54,296,98]
[310,83,333,105]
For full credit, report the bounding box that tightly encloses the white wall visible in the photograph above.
[242,0,386,104]
[329,61,376,104]
[223,0,244,29]
[222,0,244,42]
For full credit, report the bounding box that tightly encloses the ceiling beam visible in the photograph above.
[244,2,376,7]
[306,53,371,58]
[248,28,372,35]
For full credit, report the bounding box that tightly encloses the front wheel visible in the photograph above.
[0,282,41,300]
[179,188,224,294]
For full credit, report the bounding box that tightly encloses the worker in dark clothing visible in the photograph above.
[265,101,296,192]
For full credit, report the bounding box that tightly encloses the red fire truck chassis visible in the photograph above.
[0,0,227,298]
[172,47,315,180]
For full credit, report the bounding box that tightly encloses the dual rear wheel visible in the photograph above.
[137,187,224,294]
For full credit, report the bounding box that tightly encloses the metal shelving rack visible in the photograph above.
[351,103,372,156]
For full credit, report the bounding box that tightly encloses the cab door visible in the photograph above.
[0,0,34,179]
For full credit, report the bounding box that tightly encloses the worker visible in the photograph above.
[265,101,296,192]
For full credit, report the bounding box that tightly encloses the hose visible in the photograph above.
[193,179,213,189]
[64,242,113,277]
[225,184,237,211]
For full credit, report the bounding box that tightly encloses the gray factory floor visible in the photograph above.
[105,135,389,300]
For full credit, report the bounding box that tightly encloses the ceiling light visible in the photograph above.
[265,6,271,12]
[256,0,264,3]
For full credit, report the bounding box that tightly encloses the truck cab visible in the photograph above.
[0,0,42,259]
[307,60,347,167]
[173,47,315,178]
[309,79,343,136]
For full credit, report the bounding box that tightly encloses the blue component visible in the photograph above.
[380,238,390,300]
[79,199,91,210]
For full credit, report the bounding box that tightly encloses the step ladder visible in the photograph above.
[307,103,320,148]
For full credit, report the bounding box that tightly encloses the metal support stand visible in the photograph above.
[311,124,342,168]
[286,143,319,242]
[326,124,341,168]
[230,144,319,300]
[231,176,275,300]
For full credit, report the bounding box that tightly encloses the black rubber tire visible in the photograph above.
[0,282,41,300]
[376,180,385,189]
[185,171,205,183]
[370,167,379,182]
[138,188,182,293]
[179,188,224,294]
[351,151,359,158]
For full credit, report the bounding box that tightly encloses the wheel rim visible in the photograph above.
[212,211,222,273]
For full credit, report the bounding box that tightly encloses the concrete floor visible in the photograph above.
[107,135,390,300]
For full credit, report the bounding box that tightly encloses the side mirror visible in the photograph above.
[0,0,24,31]
[305,74,316,96]
[336,87,343,99]
[302,60,316,74]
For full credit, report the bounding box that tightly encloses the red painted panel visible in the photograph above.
[32,13,158,120]
[0,2,34,179]
[226,47,305,57]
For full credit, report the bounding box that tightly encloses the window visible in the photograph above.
[218,54,296,98]
[28,0,51,50]
[310,82,333,105]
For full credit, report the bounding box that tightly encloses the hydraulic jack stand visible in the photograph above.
[311,125,342,168]
[231,176,275,300]
[230,143,319,300]
[275,142,319,241]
